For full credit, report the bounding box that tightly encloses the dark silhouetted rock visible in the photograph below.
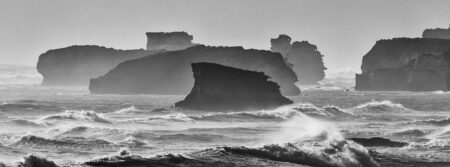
[37,45,156,86]
[423,25,450,39]
[270,35,326,84]
[175,63,293,111]
[89,45,301,96]
[146,32,195,51]
[347,137,408,147]
[18,155,58,167]
[287,41,326,84]
[356,38,450,91]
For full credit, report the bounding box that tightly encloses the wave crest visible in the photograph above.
[352,100,408,114]
[40,110,112,124]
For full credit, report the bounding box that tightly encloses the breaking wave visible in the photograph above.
[155,133,234,142]
[140,104,351,123]
[419,126,450,149]
[118,136,147,147]
[257,107,378,167]
[12,135,112,147]
[40,110,112,124]
[11,119,47,127]
[146,113,195,122]
[352,100,409,114]
[392,129,426,137]
[431,90,450,94]
[115,105,142,113]
[87,105,379,167]
[417,118,450,126]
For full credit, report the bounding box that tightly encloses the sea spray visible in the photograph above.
[40,110,112,124]
[115,105,141,113]
[259,104,379,167]
[352,100,409,114]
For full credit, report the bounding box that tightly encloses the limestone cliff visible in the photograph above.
[270,34,292,57]
[361,38,450,73]
[37,45,156,86]
[356,38,450,91]
[89,45,301,96]
[270,35,326,84]
[423,25,450,39]
[286,41,326,84]
[146,32,195,51]
[175,63,293,111]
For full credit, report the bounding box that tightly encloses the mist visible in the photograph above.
[1,0,450,72]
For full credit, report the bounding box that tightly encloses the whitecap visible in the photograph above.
[40,110,112,124]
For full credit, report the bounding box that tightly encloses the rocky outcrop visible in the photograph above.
[356,38,450,91]
[270,34,292,57]
[347,137,408,147]
[175,63,293,111]
[146,32,195,51]
[270,35,326,84]
[423,25,450,39]
[89,45,301,96]
[37,45,156,86]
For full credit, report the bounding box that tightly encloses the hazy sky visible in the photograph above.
[1,0,450,72]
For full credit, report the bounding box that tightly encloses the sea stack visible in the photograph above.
[37,45,155,86]
[355,38,450,91]
[423,25,450,39]
[146,32,195,51]
[270,35,326,84]
[175,62,293,111]
[89,45,301,96]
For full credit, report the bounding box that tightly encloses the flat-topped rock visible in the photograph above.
[355,38,450,91]
[175,63,293,111]
[423,25,450,39]
[89,45,301,96]
[37,45,156,86]
[146,32,195,51]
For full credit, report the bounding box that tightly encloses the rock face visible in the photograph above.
[175,62,293,111]
[146,32,195,51]
[37,45,155,86]
[270,34,292,57]
[89,45,301,96]
[270,35,326,84]
[423,25,450,39]
[355,38,450,91]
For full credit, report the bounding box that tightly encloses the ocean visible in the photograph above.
[0,66,449,167]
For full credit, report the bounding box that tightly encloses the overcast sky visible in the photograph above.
[1,0,449,72]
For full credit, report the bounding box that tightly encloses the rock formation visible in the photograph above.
[270,35,326,84]
[270,34,292,57]
[146,32,195,51]
[175,63,293,111]
[89,45,301,96]
[355,38,450,91]
[347,137,408,147]
[37,45,156,86]
[423,25,450,39]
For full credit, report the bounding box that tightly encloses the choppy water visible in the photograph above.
[0,66,448,166]
[0,84,449,167]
